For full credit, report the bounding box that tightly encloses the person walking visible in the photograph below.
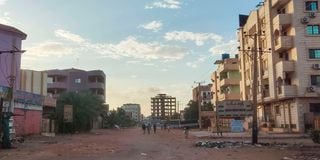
[147,123,151,134]
[153,123,157,134]
[142,123,146,134]
[217,123,223,137]
[184,126,190,138]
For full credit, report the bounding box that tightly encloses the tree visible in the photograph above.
[56,91,104,133]
[183,100,199,121]
[103,108,136,128]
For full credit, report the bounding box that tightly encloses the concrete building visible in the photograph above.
[121,103,141,122]
[0,23,27,90]
[238,0,320,132]
[211,54,242,131]
[14,70,56,136]
[0,24,26,140]
[151,94,176,120]
[46,68,106,102]
[192,84,213,129]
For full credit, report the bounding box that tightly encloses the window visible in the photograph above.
[275,106,281,115]
[75,78,81,84]
[310,103,320,113]
[306,1,318,11]
[311,75,320,85]
[47,77,53,84]
[306,25,320,35]
[309,49,320,59]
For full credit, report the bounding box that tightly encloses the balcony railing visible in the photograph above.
[273,13,292,29]
[278,85,297,99]
[219,93,241,101]
[276,60,295,78]
[272,0,290,8]
[220,78,240,87]
[274,36,293,52]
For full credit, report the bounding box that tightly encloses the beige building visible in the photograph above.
[19,69,57,136]
[238,0,320,132]
[192,84,213,129]
[151,94,176,120]
[211,55,242,130]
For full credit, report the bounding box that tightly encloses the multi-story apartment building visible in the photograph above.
[238,0,320,132]
[211,54,242,131]
[46,68,106,102]
[151,94,176,120]
[121,103,141,122]
[192,84,213,129]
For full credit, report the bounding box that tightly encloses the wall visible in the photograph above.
[14,108,42,136]
[20,70,47,96]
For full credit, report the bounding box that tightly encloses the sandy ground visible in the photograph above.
[0,128,319,160]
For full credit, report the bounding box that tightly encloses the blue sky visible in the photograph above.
[0,0,261,115]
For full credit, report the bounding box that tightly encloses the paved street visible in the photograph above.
[0,128,319,160]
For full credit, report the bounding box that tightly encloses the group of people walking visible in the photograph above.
[141,123,190,138]
[141,123,157,134]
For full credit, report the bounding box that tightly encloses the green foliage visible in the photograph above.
[201,102,213,111]
[310,130,320,144]
[56,91,104,133]
[103,108,136,128]
[183,100,199,121]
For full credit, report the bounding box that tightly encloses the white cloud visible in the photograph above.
[25,41,75,58]
[130,75,138,78]
[0,0,8,5]
[55,29,86,43]
[145,0,182,9]
[139,21,163,32]
[164,31,223,46]
[103,36,186,60]
[0,12,11,25]
[143,63,155,66]
[209,39,238,55]
[186,55,207,68]
[26,30,188,61]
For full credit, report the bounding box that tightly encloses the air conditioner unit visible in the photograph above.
[309,12,316,18]
[301,17,309,24]
[307,86,315,92]
[313,64,320,70]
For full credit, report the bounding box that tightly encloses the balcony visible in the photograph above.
[245,79,252,86]
[218,63,239,73]
[220,78,240,87]
[273,14,292,29]
[272,0,290,8]
[88,82,105,89]
[262,70,269,79]
[257,90,271,102]
[47,82,68,89]
[274,36,293,52]
[219,93,241,101]
[278,85,297,99]
[276,60,295,78]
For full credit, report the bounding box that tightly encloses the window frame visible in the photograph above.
[306,25,320,35]
[305,1,319,11]
[311,75,320,86]
[309,48,320,59]
[75,78,82,84]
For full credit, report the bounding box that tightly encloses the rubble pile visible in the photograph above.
[195,141,303,149]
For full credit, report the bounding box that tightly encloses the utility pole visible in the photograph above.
[252,34,258,144]
[194,81,205,130]
[0,49,25,148]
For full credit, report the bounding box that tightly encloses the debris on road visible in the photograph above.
[194,141,304,149]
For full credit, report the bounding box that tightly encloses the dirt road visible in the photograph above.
[0,128,319,160]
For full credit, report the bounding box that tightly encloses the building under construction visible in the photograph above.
[151,94,176,120]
